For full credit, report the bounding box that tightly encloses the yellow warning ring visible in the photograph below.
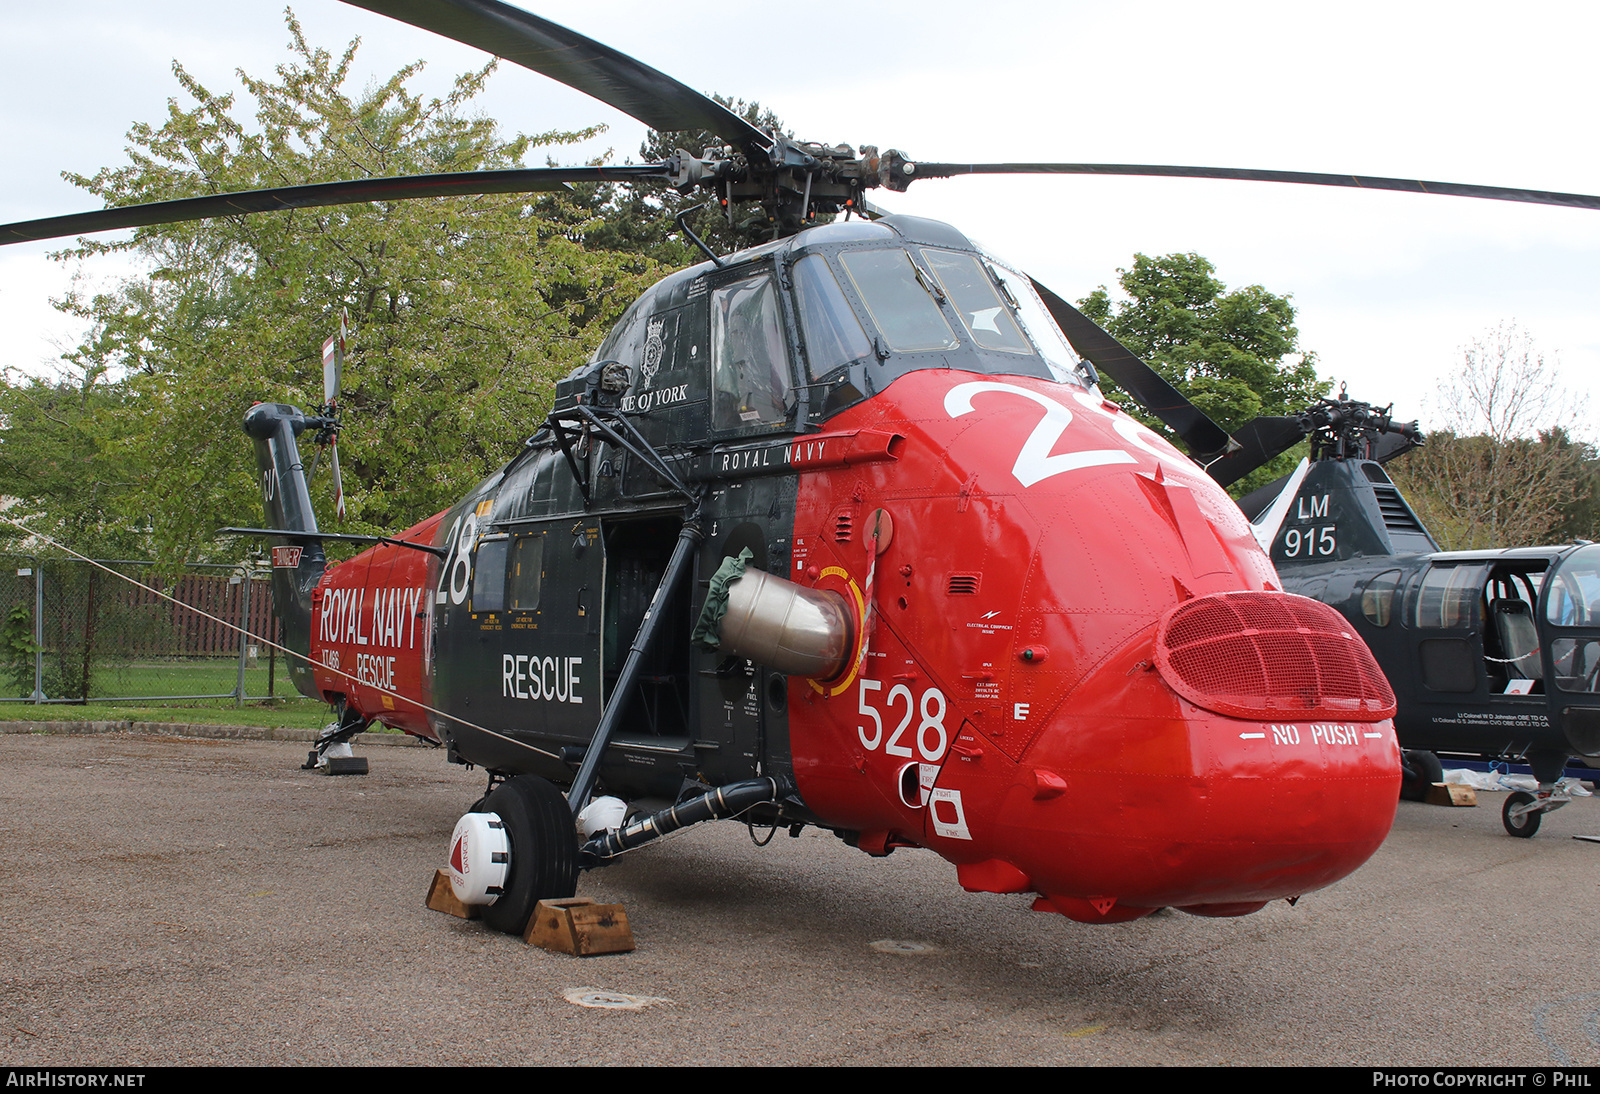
[809,565,866,698]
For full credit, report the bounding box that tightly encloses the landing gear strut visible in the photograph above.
[302,700,369,775]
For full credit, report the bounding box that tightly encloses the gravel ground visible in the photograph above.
[1,729,1597,1067]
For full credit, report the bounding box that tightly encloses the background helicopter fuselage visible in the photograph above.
[255,216,1403,920]
[1257,454,1600,790]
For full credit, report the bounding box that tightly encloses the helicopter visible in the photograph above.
[4,0,1597,937]
[1210,394,1600,839]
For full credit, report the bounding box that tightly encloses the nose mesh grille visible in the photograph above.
[1155,592,1396,721]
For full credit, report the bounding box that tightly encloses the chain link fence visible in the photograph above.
[0,553,287,705]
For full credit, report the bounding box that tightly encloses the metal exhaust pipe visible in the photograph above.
[718,567,853,680]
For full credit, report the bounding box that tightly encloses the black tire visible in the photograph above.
[1400,750,1444,802]
[1502,790,1541,838]
[476,775,579,935]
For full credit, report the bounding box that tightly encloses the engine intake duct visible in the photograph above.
[693,552,854,680]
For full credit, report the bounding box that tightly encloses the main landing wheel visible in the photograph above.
[1400,750,1444,802]
[1502,790,1542,838]
[476,775,579,935]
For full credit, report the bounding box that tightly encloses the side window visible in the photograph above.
[987,260,1089,385]
[1413,564,1486,630]
[509,533,544,611]
[711,273,793,432]
[792,253,873,379]
[471,535,509,613]
[1546,545,1600,627]
[1360,569,1402,627]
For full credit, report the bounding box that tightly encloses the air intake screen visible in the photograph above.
[1155,591,1396,721]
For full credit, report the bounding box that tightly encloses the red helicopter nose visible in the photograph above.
[786,370,1400,923]
[939,590,1401,922]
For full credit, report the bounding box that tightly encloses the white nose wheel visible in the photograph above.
[449,775,579,935]
[447,813,511,905]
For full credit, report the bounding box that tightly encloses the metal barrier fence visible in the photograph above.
[0,554,285,705]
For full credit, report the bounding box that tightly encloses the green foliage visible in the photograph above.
[1550,436,1600,542]
[1,605,38,699]
[1079,253,1328,494]
[48,14,662,561]
[1390,429,1589,550]
[0,370,148,557]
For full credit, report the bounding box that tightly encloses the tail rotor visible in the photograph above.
[313,310,349,522]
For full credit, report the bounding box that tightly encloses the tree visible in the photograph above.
[45,14,663,562]
[1549,436,1600,542]
[1078,253,1328,493]
[0,368,147,558]
[1388,323,1590,550]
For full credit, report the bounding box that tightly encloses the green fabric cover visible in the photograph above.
[690,547,754,649]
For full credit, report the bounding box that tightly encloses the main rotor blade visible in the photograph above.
[910,162,1600,212]
[0,165,667,246]
[1204,415,1311,489]
[1029,278,1236,460]
[344,0,773,164]
[1372,429,1420,464]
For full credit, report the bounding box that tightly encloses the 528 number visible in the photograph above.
[858,680,949,762]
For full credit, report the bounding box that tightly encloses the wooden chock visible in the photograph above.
[426,868,479,919]
[1425,782,1477,807]
[524,897,635,956]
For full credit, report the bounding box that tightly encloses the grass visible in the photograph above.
[0,656,336,729]
[42,658,286,700]
[0,696,334,730]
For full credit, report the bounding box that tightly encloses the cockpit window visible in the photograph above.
[792,253,874,379]
[986,259,1090,387]
[711,273,793,432]
[1546,544,1600,627]
[838,248,959,353]
[921,249,1031,354]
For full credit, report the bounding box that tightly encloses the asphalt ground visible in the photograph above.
[1,727,1598,1067]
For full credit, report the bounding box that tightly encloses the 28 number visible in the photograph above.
[435,512,479,605]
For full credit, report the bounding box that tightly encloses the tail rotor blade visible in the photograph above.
[324,352,342,407]
[321,331,343,408]
[329,442,347,523]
